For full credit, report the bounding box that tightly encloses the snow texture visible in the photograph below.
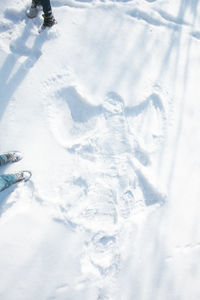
[0,0,200,299]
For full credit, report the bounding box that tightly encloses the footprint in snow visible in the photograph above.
[87,232,120,276]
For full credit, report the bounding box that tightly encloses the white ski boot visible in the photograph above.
[15,171,32,183]
[2,151,23,165]
[26,0,40,18]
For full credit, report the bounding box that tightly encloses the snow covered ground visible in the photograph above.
[0,0,200,299]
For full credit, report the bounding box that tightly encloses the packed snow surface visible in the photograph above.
[0,0,200,299]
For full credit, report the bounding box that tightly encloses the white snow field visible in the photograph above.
[0,0,200,299]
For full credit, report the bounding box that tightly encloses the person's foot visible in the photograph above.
[40,13,56,31]
[26,0,40,18]
[15,171,32,183]
[4,151,23,164]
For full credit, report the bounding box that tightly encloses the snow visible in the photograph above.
[0,0,200,299]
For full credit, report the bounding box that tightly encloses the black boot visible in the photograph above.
[42,13,56,27]
[40,12,56,31]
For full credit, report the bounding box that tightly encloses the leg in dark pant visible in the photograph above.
[39,0,52,16]
[28,0,55,27]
